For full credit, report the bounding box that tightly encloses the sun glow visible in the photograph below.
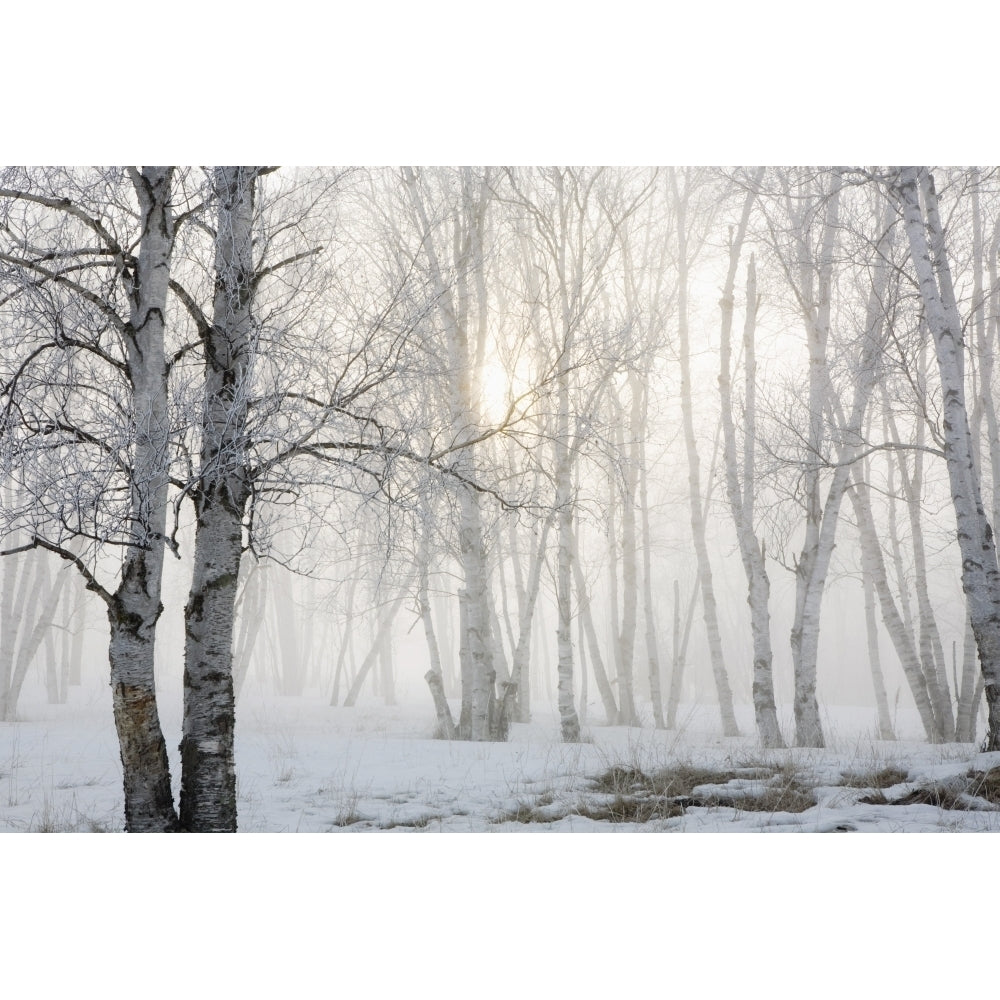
[479,356,517,426]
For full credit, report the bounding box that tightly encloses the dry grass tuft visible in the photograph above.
[582,760,816,820]
[889,786,970,810]
[967,768,1000,804]
[839,765,909,789]
[859,768,1000,811]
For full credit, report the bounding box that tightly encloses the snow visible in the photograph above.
[3,682,999,834]
[5,682,996,997]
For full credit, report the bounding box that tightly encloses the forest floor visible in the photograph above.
[1,684,999,832]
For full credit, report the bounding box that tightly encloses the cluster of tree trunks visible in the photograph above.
[6,164,1000,832]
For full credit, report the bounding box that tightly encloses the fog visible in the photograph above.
[3,164,1000,852]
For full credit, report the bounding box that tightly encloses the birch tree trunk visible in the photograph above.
[179,165,260,832]
[555,357,581,741]
[379,628,396,706]
[717,172,784,748]
[331,549,363,706]
[418,519,452,728]
[862,559,896,741]
[849,472,942,741]
[884,408,955,738]
[343,573,416,707]
[859,460,896,741]
[0,168,180,829]
[402,167,500,741]
[672,168,739,736]
[509,514,552,723]
[895,166,1000,750]
[572,528,620,725]
[666,576,700,729]
[638,394,665,729]
[956,615,980,743]
[106,166,179,832]
[0,547,68,720]
[617,383,641,725]
[783,171,843,748]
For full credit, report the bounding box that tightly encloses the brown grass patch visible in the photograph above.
[585,761,816,819]
[839,766,909,789]
[859,769,1000,811]
[967,768,1000,804]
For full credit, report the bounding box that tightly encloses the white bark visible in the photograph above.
[509,514,552,723]
[555,391,581,741]
[572,527,620,726]
[784,170,842,748]
[956,615,980,743]
[617,383,641,726]
[883,409,955,738]
[638,392,665,730]
[718,171,784,748]
[896,166,1000,749]
[180,165,261,831]
[0,543,68,720]
[103,167,180,831]
[402,167,499,741]
[672,168,739,736]
[419,523,456,737]
[849,473,941,741]
[0,168,180,829]
[343,570,416,707]
[862,567,895,742]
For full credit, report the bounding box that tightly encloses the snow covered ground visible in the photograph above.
[5,682,996,999]
[2,681,999,833]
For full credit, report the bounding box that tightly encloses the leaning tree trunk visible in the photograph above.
[862,556,896,741]
[509,514,553,724]
[572,527,620,726]
[179,165,260,832]
[884,404,955,738]
[859,458,895,742]
[344,576,416,707]
[793,192,890,748]
[896,166,1000,750]
[1,547,68,720]
[849,473,942,742]
[666,575,700,730]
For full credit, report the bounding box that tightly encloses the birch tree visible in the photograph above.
[0,166,183,830]
[894,165,1000,749]
[670,167,740,736]
[502,167,653,740]
[718,169,784,747]
[0,537,69,721]
[398,166,508,740]
[175,165,263,831]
